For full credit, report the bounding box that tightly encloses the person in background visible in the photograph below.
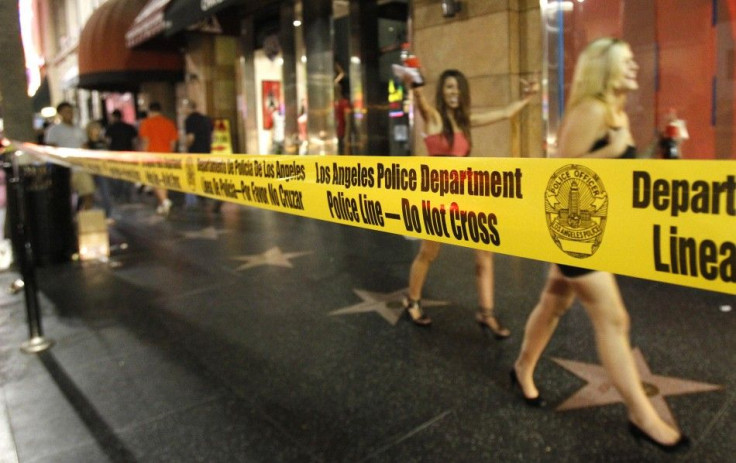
[400,68,536,332]
[138,102,178,216]
[106,109,138,152]
[45,102,94,211]
[183,100,217,211]
[270,106,285,155]
[297,99,308,155]
[510,38,689,453]
[105,109,139,202]
[334,82,352,155]
[82,120,113,221]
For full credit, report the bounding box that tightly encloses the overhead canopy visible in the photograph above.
[165,0,244,37]
[78,0,183,92]
[126,0,173,48]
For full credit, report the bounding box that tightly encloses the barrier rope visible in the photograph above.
[13,142,736,295]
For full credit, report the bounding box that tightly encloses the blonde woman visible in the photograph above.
[510,38,689,452]
[83,121,112,219]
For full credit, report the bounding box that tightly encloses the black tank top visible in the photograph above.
[556,134,636,278]
[589,133,636,159]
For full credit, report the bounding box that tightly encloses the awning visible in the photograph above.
[125,0,173,48]
[78,0,183,91]
[165,0,244,37]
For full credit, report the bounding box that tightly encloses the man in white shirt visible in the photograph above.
[45,102,94,210]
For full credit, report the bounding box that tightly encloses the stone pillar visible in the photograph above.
[349,0,385,155]
[302,0,335,154]
[280,1,299,154]
[185,34,239,151]
[238,15,259,154]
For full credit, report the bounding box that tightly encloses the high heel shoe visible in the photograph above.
[509,369,546,408]
[402,297,432,327]
[476,309,510,339]
[627,421,691,453]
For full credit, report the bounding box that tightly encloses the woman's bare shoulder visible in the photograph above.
[568,97,608,122]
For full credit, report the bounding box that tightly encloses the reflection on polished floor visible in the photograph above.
[0,194,734,462]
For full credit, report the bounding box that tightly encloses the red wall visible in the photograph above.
[656,0,716,159]
[559,0,735,159]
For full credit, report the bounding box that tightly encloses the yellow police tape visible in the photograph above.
[15,142,736,295]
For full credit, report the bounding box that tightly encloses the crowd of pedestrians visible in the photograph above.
[38,100,221,219]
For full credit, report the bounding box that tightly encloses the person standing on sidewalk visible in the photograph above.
[138,102,178,216]
[45,102,94,211]
[82,120,114,221]
[105,109,138,202]
[182,100,216,211]
[399,67,535,332]
[510,38,689,453]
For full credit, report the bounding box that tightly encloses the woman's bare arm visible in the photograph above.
[557,99,629,158]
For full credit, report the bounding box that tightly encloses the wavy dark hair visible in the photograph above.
[435,69,472,150]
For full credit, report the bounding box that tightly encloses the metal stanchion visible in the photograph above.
[5,150,54,353]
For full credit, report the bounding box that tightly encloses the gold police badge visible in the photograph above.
[545,164,608,258]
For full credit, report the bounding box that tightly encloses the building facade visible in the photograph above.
[26,0,736,160]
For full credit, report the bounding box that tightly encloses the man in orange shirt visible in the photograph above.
[138,102,178,215]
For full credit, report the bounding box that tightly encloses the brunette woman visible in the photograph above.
[401,68,534,336]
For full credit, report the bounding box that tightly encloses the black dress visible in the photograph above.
[556,136,635,278]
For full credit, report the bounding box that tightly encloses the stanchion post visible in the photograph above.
[5,150,54,353]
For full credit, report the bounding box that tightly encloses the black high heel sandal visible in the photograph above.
[476,309,510,339]
[627,421,691,453]
[402,297,432,327]
[509,369,546,408]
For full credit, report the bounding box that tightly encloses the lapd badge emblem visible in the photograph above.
[184,156,197,192]
[545,164,608,258]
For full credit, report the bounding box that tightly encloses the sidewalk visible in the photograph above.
[0,200,733,462]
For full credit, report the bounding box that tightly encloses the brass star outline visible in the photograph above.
[230,246,312,271]
[180,226,230,240]
[329,288,449,325]
[552,347,722,427]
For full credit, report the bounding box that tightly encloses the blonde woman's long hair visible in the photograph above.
[567,38,629,112]
[85,120,103,140]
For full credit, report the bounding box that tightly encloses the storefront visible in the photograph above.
[121,0,413,156]
[78,0,184,125]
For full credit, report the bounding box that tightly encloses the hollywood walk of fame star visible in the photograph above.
[180,226,230,240]
[230,246,312,271]
[552,347,722,427]
[328,288,449,325]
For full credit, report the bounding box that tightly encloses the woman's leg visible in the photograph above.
[154,188,171,215]
[407,240,441,301]
[475,250,494,310]
[572,271,682,445]
[404,240,441,323]
[514,265,574,398]
[474,250,510,337]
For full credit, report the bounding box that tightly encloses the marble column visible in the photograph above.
[238,15,259,154]
[349,0,386,155]
[302,0,335,154]
[279,1,299,154]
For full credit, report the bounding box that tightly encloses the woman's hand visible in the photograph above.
[607,127,630,156]
[521,78,539,98]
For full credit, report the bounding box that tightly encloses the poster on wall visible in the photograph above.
[210,119,233,154]
[262,80,281,130]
